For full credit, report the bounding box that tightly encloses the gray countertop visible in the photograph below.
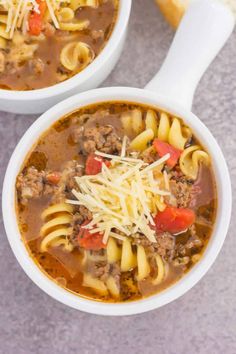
[0,1,236,353]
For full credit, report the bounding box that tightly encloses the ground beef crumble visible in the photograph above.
[173,225,203,267]
[133,232,175,262]
[70,206,93,246]
[16,159,85,205]
[141,146,158,164]
[166,170,197,208]
[54,160,84,201]
[72,125,122,155]
[86,261,120,283]
[16,166,59,205]
[174,225,202,257]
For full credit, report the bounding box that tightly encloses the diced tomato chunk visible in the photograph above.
[28,0,47,36]
[153,139,182,168]
[46,172,61,185]
[78,221,106,250]
[154,206,195,234]
[85,154,111,175]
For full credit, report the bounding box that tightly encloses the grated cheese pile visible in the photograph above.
[67,138,171,245]
[0,0,65,38]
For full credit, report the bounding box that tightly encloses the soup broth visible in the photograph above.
[0,0,118,90]
[16,102,217,302]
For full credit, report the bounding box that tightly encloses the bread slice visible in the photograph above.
[156,0,236,28]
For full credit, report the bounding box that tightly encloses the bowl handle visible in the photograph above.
[145,0,235,111]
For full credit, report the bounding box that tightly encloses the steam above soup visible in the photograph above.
[0,0,118,90]
[16,102,217,302]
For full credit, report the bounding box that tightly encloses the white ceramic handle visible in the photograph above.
[145,0,235,110]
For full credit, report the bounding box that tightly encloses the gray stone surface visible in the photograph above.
[0,1,236,353]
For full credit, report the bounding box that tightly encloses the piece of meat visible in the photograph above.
[72,125,122,155]
[156,232,176,260]
[167,173,195,208]
[141,146,158,164]
[91,29,104,40]
[70,206,93,246]
[86,261,120,282]
[133,232,175,262]
[53,160,84,201]
[172,256,190,267]
[16,167,44,204]
[16,166,58,205]
[173,225,202,259]
[29,58,45,75]
[63,160,84,191]
[5,60,19,75]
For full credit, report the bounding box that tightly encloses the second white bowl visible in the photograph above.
[0,0,132,115]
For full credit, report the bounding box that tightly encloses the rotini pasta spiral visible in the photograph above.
[83,237,158,297]
[120,238,137,272]
[83,272,108,296]
[157,113,192,150]
[179,145,210,179]
[57,7,75,22]
[136,244,150,281]
[83,272,120,297]
[106,276,120,298]
[82,245,120,297]
[60,41,95,71]
[59,20,90,32]
[127,110,192,152]
[152,254,166,285]
[145,110,158,137]
[107,237,121,263]
[121,109,144,135]
[40,203,73,252]
[130,129,154,151]
[107,237,167,282]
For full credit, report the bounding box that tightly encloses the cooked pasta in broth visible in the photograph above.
[16,102,217,302]
[0,0,118,90]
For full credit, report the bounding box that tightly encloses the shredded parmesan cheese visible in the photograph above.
[67,140,171,245]
[0,0,64,38]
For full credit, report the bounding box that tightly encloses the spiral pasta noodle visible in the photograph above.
[82,237,168,296]
[152,254,166,285]
[79,236,163,292]
[179,145,210,180]
[60,41,95,71]
[57,7,75,22]
[121,109,144,135]
[145,109,158,136]
[40,203,74,252]
[59,20,90,32]
[83,273,108,296]
[109,237,167,282]
[136,244,150,281]
[128,110,192,152]
[157,113,192,150]
[130,129,154,151]
[82,272,120,297]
